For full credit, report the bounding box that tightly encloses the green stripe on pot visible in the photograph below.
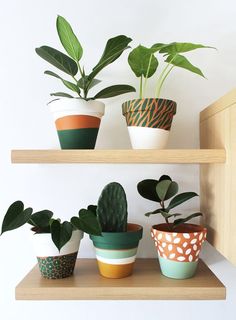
[95,247,138,259]
[57,128,99,149]
[158,255,198,279]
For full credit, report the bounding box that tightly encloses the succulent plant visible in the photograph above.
[137,175,202,231]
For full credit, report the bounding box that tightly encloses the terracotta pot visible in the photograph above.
[90,223,143,279]
[151,223,207,279]
[122,98,176,149]
[32,230,84,279]
[49,98,105,149]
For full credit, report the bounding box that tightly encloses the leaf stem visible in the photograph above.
[156,65,174,98]
[143,54,153,97]
[139,75,143,99]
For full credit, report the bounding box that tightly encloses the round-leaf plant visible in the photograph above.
[137,175,202,231]
[36,15,136,101]
[128,42,215,98]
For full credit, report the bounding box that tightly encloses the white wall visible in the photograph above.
[0,0,236,318]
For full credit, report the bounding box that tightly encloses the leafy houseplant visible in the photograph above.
[1,201,101,279]
[122,42,214,149]
[137,175,207,279]
[36,15,135,149]
[87,182,143,279]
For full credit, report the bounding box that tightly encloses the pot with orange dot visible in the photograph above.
[151,223,207,279]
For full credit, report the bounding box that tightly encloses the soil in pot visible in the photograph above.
[122,98,176,149]
[151,223,207,279]
[90,223,143,279]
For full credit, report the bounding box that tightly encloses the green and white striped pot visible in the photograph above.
[49,98,105,149]
[32,229,84,279]
[151,223,207,279]
[122,98,176,149]
[90,223,143,279]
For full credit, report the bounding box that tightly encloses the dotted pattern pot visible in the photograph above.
[32,230,84,279]
[90,223,143,279]
[49,98,105,149]
[122,98,176,149]
[151,223,207,279]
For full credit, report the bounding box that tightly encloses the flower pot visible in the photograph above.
[90,223,143,279]
[122,98,176,149]
[151,223,207,279]
[49,98,105,149]
[32,230,84,279]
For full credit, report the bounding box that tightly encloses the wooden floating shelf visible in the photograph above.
[11,149,226,164]
[15,259,225,300]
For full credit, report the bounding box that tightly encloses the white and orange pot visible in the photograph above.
[49,98,105,149]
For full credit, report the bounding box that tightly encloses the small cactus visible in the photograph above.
[97,182,128,232]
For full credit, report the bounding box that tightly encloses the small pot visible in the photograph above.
[90,223,143,279]
[49,98,105,149]
[151,223,207,279]
[32,230,84,279]
[122,98,176,149]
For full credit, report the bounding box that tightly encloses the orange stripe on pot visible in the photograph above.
[97,260,134,279]
[55,115,101,130]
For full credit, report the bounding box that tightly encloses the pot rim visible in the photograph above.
[152,223,206,234]
[123,97,177,105]
[100,223,143,236]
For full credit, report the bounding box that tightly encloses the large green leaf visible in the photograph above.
[151,43,167,52]
[167,192,198,210]
[71,210,102,236]
[93,85,135,99]
[156,180,178,201]
[50,220,73,251]
[165,54,205,77]
[88,35,132,82]
[128,45,158,78]
[159,42,214,54]
[137,179,160,202]
[173,212,202,228]
[44,70,80,93]
[78,77,101,90]
[56,15,83,61]
[50,92,74,98]
[28,210,53,228]
[1,201,32,235]
[36,46,78,76]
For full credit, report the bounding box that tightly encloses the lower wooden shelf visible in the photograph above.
[15,259,225,300]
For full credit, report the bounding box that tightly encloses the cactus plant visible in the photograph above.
[96,182,128,232]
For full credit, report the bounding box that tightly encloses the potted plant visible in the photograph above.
[137,175,207,279]
[36,15,135,149]
[122,42,214,149]
[1,200,101,279]
[85,182,143,279]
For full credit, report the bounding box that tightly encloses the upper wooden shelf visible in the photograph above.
[15,259,225,300]
[11,149,226,164]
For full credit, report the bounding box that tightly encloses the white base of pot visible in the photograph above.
[127,126,169,149]
[31,230,84,257]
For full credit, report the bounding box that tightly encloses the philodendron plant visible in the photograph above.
[1,200,101,251]
[128,42,215,98]
[137,175,202,231]
[36,15,135,100]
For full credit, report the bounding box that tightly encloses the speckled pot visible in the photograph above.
[151,223,207,279]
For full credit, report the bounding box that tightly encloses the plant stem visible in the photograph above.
[156,66,174,98]
[139,75,143,99]
[143,54,153,97]
[155,62,171,98]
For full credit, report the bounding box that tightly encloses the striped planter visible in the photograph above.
[122,98,176,149]
[49,98,105,149]
[31,230,83,279]
[90,223,143,279]
[151,223,207,279]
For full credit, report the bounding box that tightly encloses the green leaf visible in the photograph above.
[71,210,102,236]
[78,77,101,90]
[167,192,198,210]
[173,212,203,228]
[128,45,158,78]
[144,208,163,217]
[1,201,33,235]
[45,71,80,93]
[87,205,97,214]
[50,220,73,251]
[159,42,215,54]
[93,85,135,99]
[35,46,78,76]
[50,92,74,98]
[156,180,178,201]
[165,54,205,77]
[28,210,53,228]
[151,43,167,52]
[160,210,181,219]
[137,179,160,202]
[88,35,132,82]
[56,15,83,61]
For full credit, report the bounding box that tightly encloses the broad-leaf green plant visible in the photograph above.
[137,175,202,231]
[1,201,102,251]
[128,42,215,99]
[36,15,135,100]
